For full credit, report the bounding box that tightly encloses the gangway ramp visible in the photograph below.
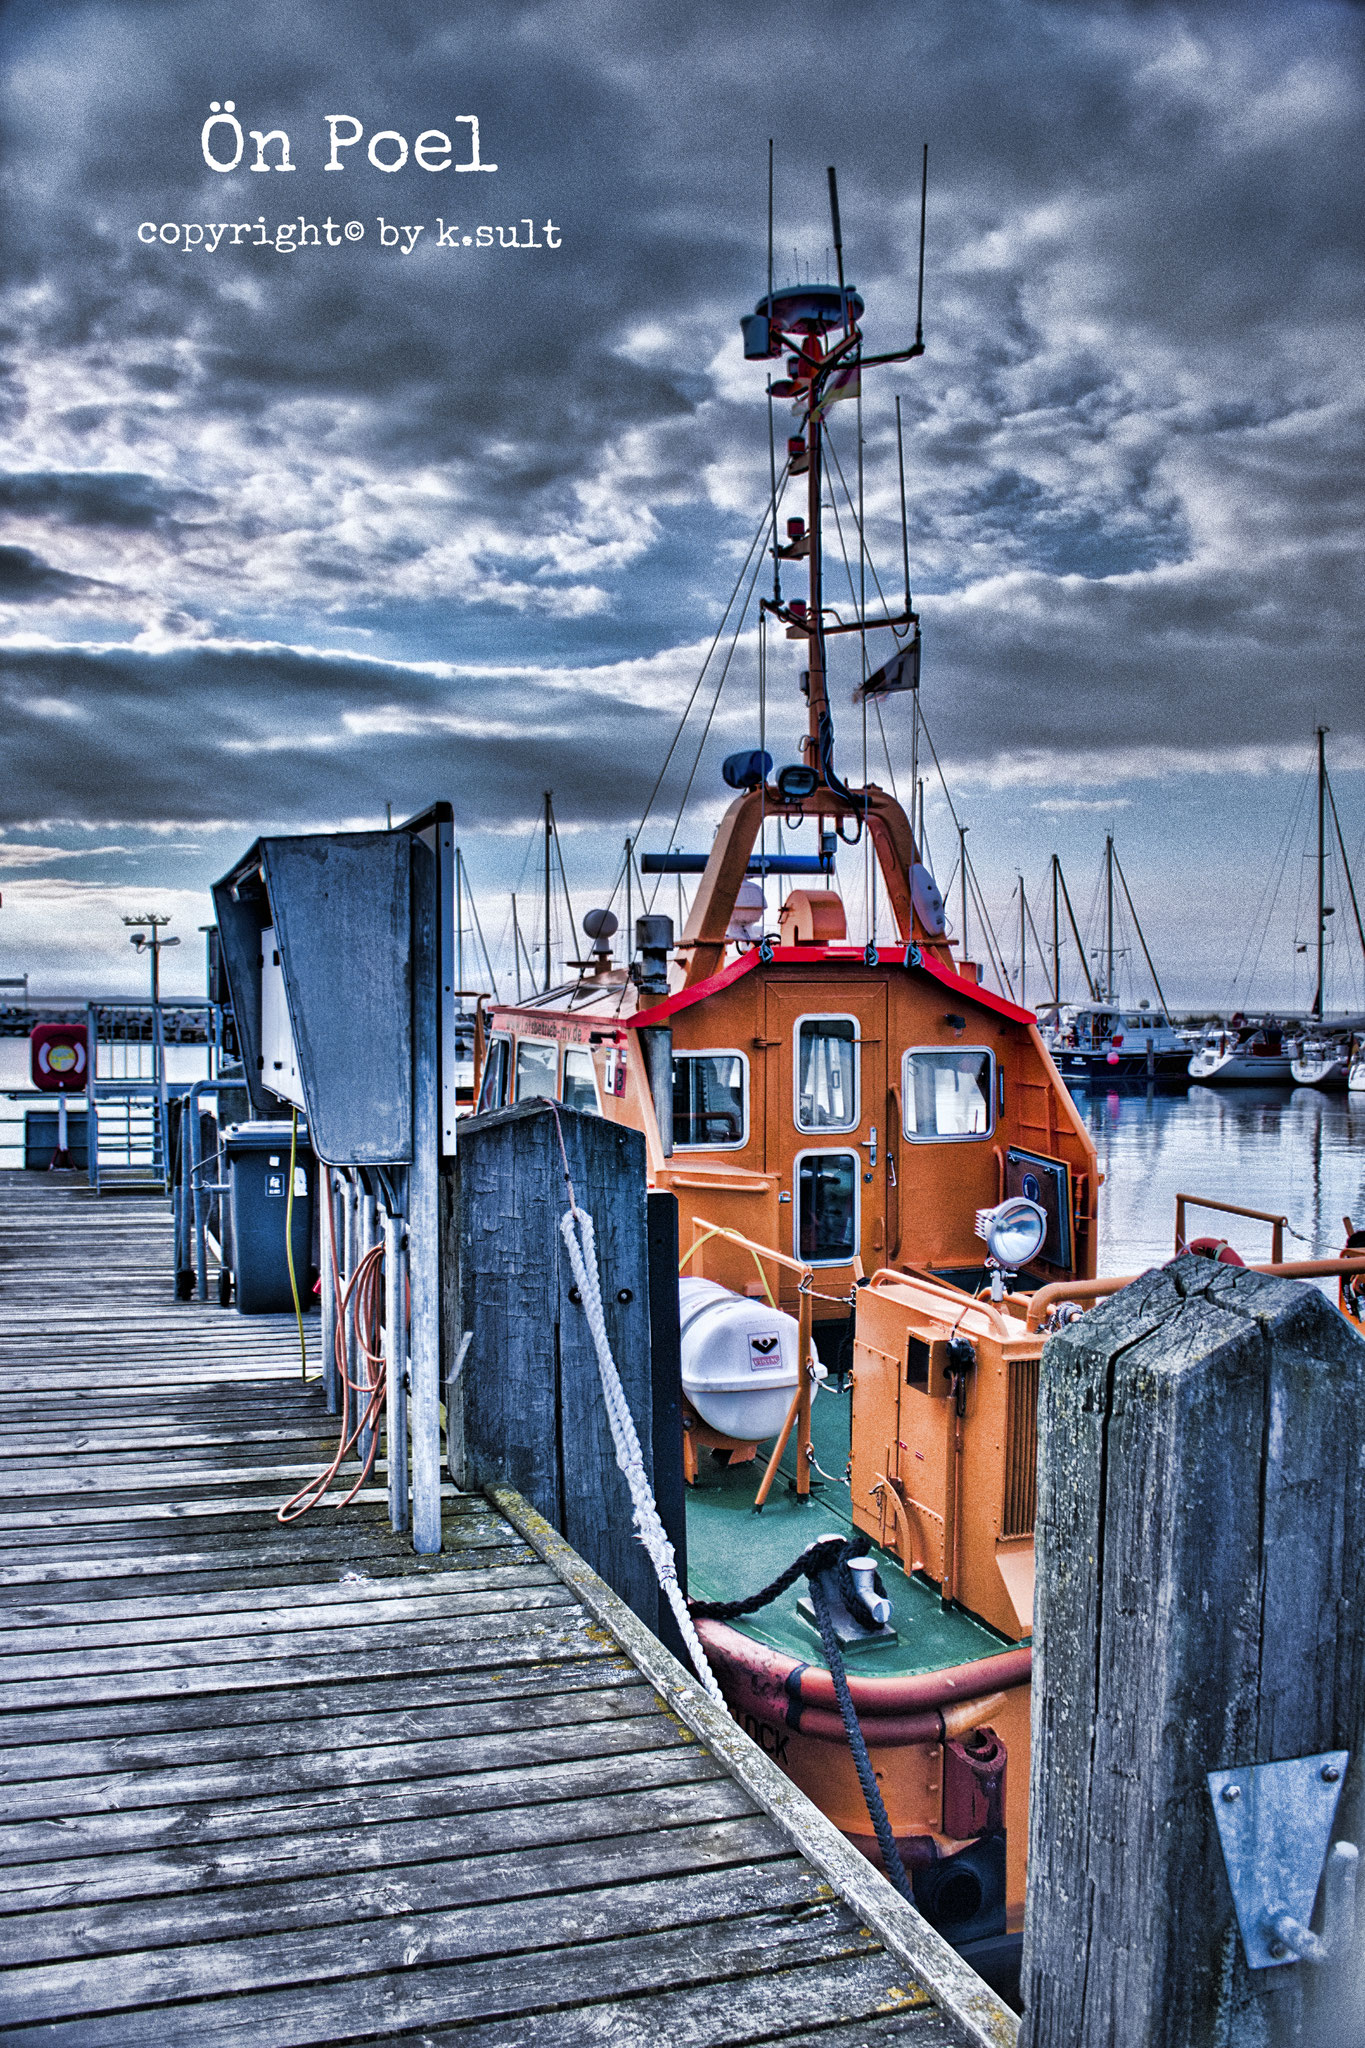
[0,1170,1013,2047]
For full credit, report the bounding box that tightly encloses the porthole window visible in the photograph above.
[902,1047,994,1140]
[672,1052,748,1148]
[795,1150,859,1263]
[794,1015,859,1132]
[514,1037,559,1102]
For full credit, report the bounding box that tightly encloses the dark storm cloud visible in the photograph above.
[0,544,105,597]
[0,636,692,832]
[0,470,212,528]
[0,0,1363,903]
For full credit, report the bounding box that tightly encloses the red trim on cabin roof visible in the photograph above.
[906,947,1037,1025]
[630,945,1036,1030]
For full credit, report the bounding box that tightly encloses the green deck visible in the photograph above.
[684,1379,1016,1677]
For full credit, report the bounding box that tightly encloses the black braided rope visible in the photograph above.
[808,1570,914,1901]
[689,1530,913,1903]
[689,1530,877,1628]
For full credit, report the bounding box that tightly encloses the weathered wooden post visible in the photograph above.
[458,1098,687,1641]
[1022,1255,1365,2046]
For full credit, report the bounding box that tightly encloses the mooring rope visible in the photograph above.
[558,1200,726,1706]
[691,1530,914,1902]
[545,1102,724,1705]
[543,1103,913,1890]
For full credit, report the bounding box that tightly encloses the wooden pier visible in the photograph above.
[0,1170,1013,2047]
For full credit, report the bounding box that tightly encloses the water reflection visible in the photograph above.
[1082,1083,1365,1275]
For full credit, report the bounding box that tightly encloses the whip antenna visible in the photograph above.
[827,164,845,290]
[767,138,774,308]
[895,394,911,614]
[766,140,780,605]
[915,143,927,348]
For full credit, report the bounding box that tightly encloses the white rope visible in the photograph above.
[559,1203,726,1705]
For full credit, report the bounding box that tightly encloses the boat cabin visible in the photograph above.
[1050,1003,1182,1053]
[478,886,1097,1341]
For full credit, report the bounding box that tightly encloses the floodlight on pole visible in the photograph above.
[121,913,180,1006]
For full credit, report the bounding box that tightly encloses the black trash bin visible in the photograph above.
[224,1121,316,1314]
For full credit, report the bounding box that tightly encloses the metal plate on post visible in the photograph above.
[1208,1751,1349,1970]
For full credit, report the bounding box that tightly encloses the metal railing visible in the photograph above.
[1174,1192,1287,1264]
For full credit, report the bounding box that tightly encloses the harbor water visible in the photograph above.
[1085,1082,1365,1274]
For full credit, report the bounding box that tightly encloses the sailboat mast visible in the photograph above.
[1018,876,1026,1008]
[1315,725,1327,1021]
[543,790,553,993]
[512,895,523,1003]
[1105,834,1115,1002]
[1051,855,1061,1008]
[1325,769,1365,981]
[455,847,465,997]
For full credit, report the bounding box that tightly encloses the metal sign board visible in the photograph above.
[1208,1751,1348,1969]
[30,1021,88,1093]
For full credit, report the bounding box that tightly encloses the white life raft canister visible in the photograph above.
[678,1276,824,1441]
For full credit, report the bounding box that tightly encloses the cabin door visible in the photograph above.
[763,981,889,1286]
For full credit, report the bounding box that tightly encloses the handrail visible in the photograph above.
[865,1264,1015,1339]
[681,1216,814,1284]
[1024,1257,1365,1331]
[1174,1190,1287,1263]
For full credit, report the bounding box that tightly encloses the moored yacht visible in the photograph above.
[1046,1000,1192,1086]
[1187,1016,1295,1084]
[1290,1035,1354,1088]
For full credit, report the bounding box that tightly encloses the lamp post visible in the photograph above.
[123,912,179,1004]
[123,914,180,1190]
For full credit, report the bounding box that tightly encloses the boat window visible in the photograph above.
[476,1035,510,1114]
[514,1038,558,1102]
[796,1151,858,1263]
[794,1016,858,1132]
[902,1048,994,1140]
[561,1046,599,1114]
[673,1052,747,1148]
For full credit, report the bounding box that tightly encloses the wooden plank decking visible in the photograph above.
[0,1169,1012,2047]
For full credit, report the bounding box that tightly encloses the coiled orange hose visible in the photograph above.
[277,1172,388,1522]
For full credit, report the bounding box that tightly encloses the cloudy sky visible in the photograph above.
[1,0,1362,1010]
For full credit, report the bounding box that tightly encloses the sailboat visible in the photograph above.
[474,160,1098,1995]
[1038,838,1192,1087]
[1290,729,1365,1087]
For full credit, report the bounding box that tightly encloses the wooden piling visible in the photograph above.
[457,1099,684,1638]
[1021,1254,1365,2046]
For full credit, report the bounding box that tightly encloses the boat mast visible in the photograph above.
[1325,764,1365,985]
[1112,845,1171,1017]
[455,845,464,997]
[959,823,969,964]
[543,790,552,992]
[1105,834,1115,1003]
[1018,875,1026,1008]
[1315,725,1327,1022]
[800,189,835,786]
[1051,855,1061,1008]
